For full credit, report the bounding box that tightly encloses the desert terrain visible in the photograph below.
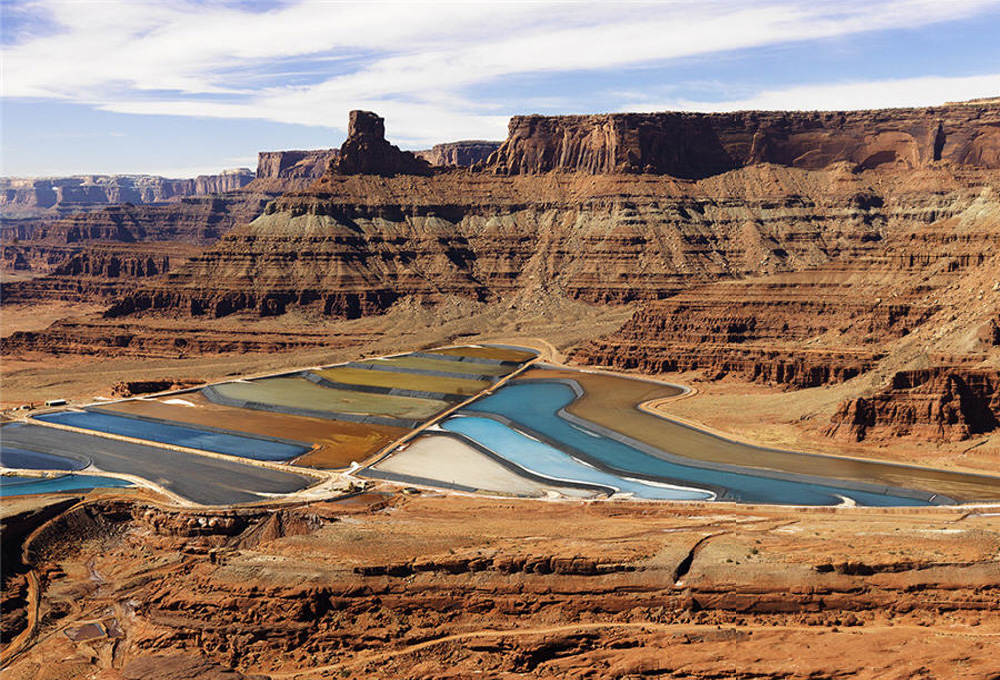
[3,105,1000,678]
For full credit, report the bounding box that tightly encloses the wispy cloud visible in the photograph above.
[626,73,1000,113]
[5,0,1000,145]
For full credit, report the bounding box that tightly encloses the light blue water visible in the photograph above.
[35,411,308,462]
[0,446,86,471]
[442,417,713,501]
[463,381,931,507]
[0,474,133,497]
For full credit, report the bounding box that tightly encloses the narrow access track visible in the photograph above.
[0,570,41,669]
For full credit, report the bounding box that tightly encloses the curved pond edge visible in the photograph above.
[481,378,960,505]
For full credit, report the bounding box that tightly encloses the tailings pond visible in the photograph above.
[36,410,309,462]
[458,380,972,506]
[1,423,313,505]
[0,474,133,497]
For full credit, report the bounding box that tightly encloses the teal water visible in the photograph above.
[0,474,133,497]
[462,381,931,507]
[443,417,713,500]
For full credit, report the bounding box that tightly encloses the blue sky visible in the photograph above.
[3,0,999,177]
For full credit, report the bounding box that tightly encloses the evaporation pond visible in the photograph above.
[361,356,512,377]
[0,445,87,471]
[35,411,308,461]
[0,474,132,497]
[442,416,712,501]
[465,381,931,507]
[209,378,449,420]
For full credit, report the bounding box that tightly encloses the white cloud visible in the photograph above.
[628,73,1000,113]
[4,0,1000,145]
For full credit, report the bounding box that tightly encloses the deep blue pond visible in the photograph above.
[0,474,133,497]
[0,446,87,471]
[463,381,931,507]
[35,411,308,462]
[443,416,713,501]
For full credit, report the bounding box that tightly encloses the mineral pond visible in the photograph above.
[4,345,1000,507]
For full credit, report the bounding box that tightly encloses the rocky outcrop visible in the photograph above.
[0,318,371,356]
[330,111,432,177]
[255,149,337,180]
[11,106,1000,399]
[105,148,1000,337]
[111,379,201,397]
[1,195,274,303]
[415,141,501,167]
[826,369,1000,441]
[8,496,1000,679]
[14,196,268,246]
[486,104,1000,178]
[978,316,1000,346]
[576,181,1000,387]
[0,170,254,217]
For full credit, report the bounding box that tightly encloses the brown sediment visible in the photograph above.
[427,345,538,362]
[100,393,407,469]
[314,366,491,396]
[517,368,1000,502]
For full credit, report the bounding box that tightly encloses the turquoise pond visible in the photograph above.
[459,381,933,507]
[0,474,133,497]
[443,416,712,501]
[35,411,308,462]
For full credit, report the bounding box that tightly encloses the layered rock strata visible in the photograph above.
[577,186,1000,388]
[252,149,338,193]
[487,104,1000,177]
[5,496,1000,679]
[106,164,903,319]
[826,368,1000,441]
[415,140,502,167]
[11,105,1000,404]
[0,170,254,217]
[0,318,375,357]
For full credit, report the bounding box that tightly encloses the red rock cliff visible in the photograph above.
[825,369,1000,441]
[255,149,338,181]
[486,105,1000,178]
[415,141,502,167]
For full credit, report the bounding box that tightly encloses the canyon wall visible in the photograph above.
[252,149,338,193]
[825,369,1000,441]
[105,164,911,320]
[0,169,254,217]
[415,141,502,167]
[103,103,1000,334]
[486,105,1000,177]
[1,196,271,303]
[6,496,1000,679]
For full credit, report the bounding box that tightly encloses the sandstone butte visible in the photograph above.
[3,106,1000,679]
